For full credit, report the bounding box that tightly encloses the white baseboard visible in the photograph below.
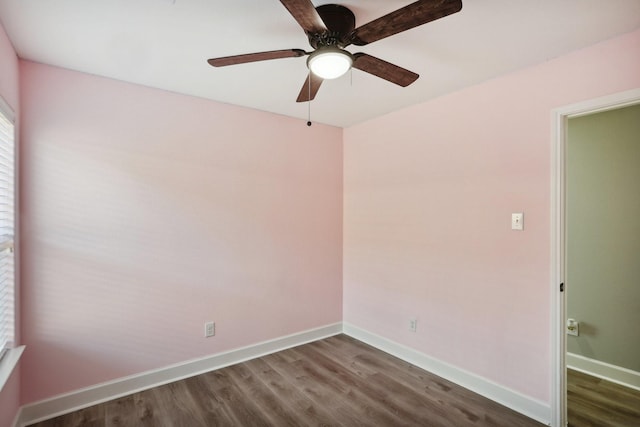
[17,322,552,427]
[567,352,640,391]
[11,407,22,427]
[343,322,551,426]
[17,322,342,427]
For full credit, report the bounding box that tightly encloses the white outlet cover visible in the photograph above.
[511,213,524,230]
[204,321,215,337]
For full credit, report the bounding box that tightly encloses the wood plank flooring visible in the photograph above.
[28,334,543,427]
[567,368,640,427]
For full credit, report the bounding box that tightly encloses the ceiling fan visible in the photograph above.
[207,0,463,102]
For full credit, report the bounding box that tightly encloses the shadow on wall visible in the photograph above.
[568,322,598,358]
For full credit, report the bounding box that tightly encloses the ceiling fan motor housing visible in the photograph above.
[308,4,356,48]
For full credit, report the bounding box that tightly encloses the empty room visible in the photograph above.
[1,1,639,426]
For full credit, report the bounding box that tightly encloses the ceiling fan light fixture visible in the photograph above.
[307,47,353,80]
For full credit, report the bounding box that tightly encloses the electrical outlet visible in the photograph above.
[566,319,579,337]
[204,321,215,338]
[409,318,417,332]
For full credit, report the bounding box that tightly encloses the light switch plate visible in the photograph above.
[512,213,524,230]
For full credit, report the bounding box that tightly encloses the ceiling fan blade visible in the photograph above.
[208,49,307,67]
[349,0,462,46]
[279,0,328,35]
[296,73,324,102]
[353,53,419,87]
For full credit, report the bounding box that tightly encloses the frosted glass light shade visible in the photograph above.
[307,48,353,80]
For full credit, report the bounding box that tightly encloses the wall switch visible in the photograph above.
[511,213,524,230]
[204,321,215,338]
[409,318,418,332]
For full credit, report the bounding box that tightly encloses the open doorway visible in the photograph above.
[565,103,640,426]
[551,89,640,427]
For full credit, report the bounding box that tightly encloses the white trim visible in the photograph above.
[550,88,640,427]
[567,353,640,391]
[553,90,640,119]
[0,95,14,122]
[550,105,567,427]
[343,322,551,426]
[0,345,24,392]
[11,407,22,427]
[16,322,558,426]
[17,323,342,427]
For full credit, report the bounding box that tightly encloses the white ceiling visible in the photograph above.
[1,0,639,127]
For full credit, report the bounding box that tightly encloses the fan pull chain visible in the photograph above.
[307,73,312,127]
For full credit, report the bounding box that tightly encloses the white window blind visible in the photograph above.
[0,102,15,358]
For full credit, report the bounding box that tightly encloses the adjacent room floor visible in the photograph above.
[27,334,544,426]
[567,368,640,427]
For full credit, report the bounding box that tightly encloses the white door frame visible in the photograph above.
[550,88,640,427]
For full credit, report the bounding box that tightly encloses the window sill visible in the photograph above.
[0,346,24,392]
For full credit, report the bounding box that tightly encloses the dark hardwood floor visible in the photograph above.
[567,368,640,427]
[28,334,543,427]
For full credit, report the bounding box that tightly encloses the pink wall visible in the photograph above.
[0,19,20,427]
[19,61,343,404]
[343,29,640,404]
[0,20,18,109]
